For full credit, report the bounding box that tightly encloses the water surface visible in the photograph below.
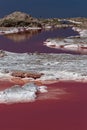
[0,81,87,130]
[0,28,79,54]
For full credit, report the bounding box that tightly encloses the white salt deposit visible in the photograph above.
[38,86,48,93]
[39,70,87,81]
[0,83,48,104]
[80,30,87,37]
[64,44,79,51]
[0,27,41,35]
[72,27,87,38]
[0,51,87,82]
[68,20,82,24]
[0,51,87,104]
[0,72,11,78]
[44,35,87,54]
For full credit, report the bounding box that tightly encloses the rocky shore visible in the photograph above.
[0,11,85,35]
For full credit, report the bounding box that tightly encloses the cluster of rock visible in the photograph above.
[0,11,81,30]
[0,11,41,28]
[11,70,44,79]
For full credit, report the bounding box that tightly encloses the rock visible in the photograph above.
[11,71,25,78]
[11,71,44,79]
[25,72,43,79]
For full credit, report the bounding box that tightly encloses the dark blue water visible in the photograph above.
[0,28,79,54]
[0,0,87,18]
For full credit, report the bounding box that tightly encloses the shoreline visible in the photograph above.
[0,12,81,35]
[44,26,87,54]
[0,26,42,35]
[0,24,74,35]
[1,11,87,36]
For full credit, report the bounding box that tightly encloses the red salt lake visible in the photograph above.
[0,27,86,130]
[0,81,87,130]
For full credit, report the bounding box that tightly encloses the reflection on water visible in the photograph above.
[0,27,79,53]
[5,30,41,42]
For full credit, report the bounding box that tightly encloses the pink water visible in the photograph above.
[0,81,87,130]
[0,28,79,54]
